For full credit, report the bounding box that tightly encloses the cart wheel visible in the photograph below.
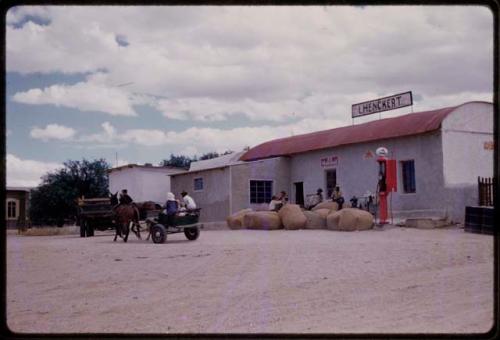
[152,224,167,244]
[184,227,199,241]
[80,222,86,237]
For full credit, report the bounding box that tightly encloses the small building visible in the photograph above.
[170,152,290,222]
[171,101,493,223]
[5,187,31,229]
[108,164,186,204]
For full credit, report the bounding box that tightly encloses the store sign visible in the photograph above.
[321,156,338,167]
[352,91,413,118]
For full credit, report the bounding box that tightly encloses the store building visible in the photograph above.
[170,101,493,223]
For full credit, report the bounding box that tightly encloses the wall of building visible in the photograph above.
[231,157,291,213]
[170,167,230,222]
[441,102,494,221]
[6,190,29,229]
[289,131,447,220]
[109,167,174,203]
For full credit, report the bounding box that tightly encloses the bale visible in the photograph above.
[226,208,253,230]
[278,204,307,230]
[312,201,338,212]
[326,208,374,231]
[243,211,282,230]
[314,208,331,219]
[303,210,326,229]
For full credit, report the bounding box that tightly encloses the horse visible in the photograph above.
[110,192,140,242]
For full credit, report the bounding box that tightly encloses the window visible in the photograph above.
[7,200,18,220]
[401,160,416,193]
[250,180,273,204]
[194,177,204,191]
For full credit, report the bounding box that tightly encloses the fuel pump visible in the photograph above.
[375,147,397,224]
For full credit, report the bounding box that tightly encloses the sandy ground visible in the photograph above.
[6,226,494,334]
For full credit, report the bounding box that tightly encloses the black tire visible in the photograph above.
[184,227,199,241]
[80,222,87,237]
[152,224,167,244]
[86,222,94,237]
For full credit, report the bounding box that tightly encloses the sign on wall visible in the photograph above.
[363,150,374,160]
[352,91,413,118]
[321,156,338,167]
[484,141,494,150]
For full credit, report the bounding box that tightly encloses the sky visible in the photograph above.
[5,5,494,187]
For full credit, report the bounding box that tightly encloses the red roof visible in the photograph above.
[239,102,482,161]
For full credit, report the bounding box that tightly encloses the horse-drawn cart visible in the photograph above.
[145,209,202,244]
[77,197,115,237]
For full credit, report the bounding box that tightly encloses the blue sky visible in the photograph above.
[6,5,494,187]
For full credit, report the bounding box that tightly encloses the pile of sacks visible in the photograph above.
[226,201,374,231]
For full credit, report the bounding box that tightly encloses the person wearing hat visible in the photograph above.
[164,192,179,226]
[181,191,197,210]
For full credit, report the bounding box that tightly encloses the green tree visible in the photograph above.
[159,154,192,169]
[29,159,110,227]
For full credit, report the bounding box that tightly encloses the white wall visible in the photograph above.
[109,167,178,203]
[442,102,493,186]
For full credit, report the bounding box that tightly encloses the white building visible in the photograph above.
[108,164,185,204]
[170,101,493,223]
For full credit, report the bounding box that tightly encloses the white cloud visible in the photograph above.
[6,6,493,122]
[73,117,345,156]
[30,123,76,141]
[6,153,62,187]
[12,73,137,116]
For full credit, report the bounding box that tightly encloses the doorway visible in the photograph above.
[325,169,337,199]
[294,182,304,206]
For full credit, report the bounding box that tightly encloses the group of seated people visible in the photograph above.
[164,191,197,215]
[270,186,345,211]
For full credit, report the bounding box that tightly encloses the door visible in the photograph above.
[294,182,304,206]
[325,169,337,199]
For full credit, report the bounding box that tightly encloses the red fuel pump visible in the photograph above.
[375,147,397,224]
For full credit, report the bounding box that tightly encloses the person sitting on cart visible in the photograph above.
[164,192,179,227]
[181,191,197,211]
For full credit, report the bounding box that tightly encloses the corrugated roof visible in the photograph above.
[187,151,246,172]
[108,164,185,173]
[240,102,485,161]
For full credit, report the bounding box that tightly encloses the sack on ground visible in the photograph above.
[243,211,282,230]
[303,210,326,229]
[226,208,253,229]
[314,208,331,219]
[312,201,338,212]
[326,208,374,231]
[278,204,307,230]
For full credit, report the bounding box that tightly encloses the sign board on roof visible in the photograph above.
[352,91,413,118]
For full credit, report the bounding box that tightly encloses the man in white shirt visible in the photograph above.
[181,191,197,210]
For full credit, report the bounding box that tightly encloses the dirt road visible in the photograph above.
[6,227,494,334]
